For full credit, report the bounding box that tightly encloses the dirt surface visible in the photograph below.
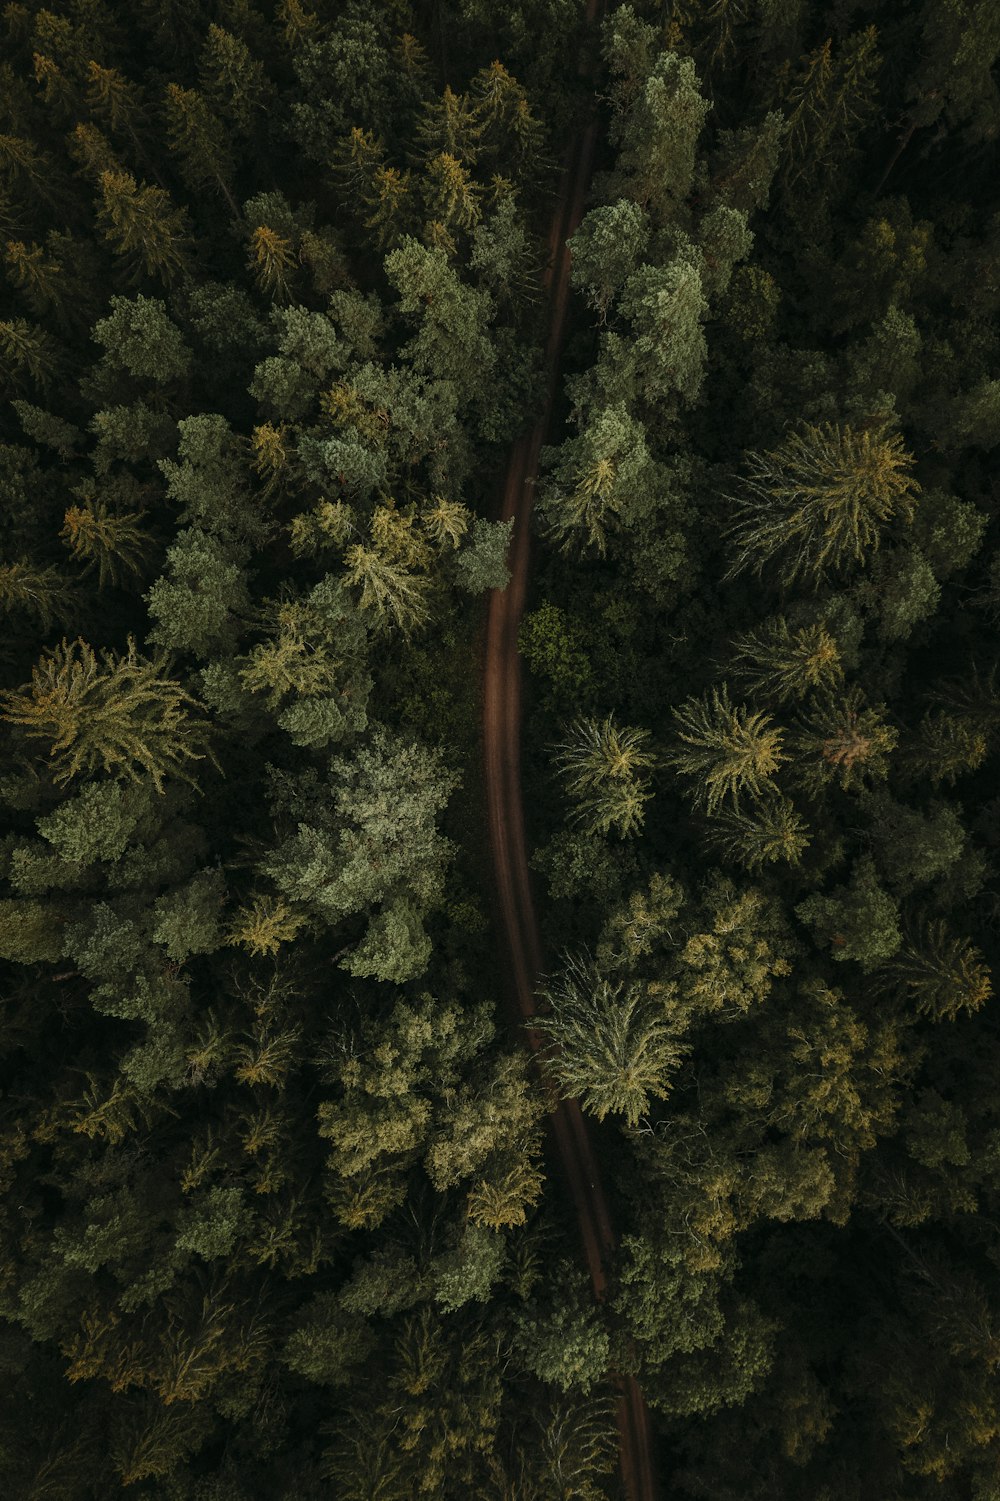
[481,27,660,1501]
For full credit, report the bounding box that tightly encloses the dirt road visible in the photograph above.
[481,23,660,1501]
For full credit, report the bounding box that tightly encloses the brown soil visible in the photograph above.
[482,14,660,1496]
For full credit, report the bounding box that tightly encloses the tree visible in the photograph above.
[603,21,711,222]
[705,796,811,871]
[247,223,296,302]
[262,728,458,935]
[781,28,881,193]
[882,920,992,1021]
[538,403,661,555]
[615,254,708,406]
[163,83,237,211]
[96,170,191,284]
[0,559,75,629]
[145,528,250,657]
[85,61,146,152]
[454,517,513,593]
[790,685,897,792]
[552,713,655,836]
[200,23,273,132]
[0,317,63,390]
[667,685,785,812]
[0,636,213,791]
[383,236,496,399]
[796,856,902,971]
[569,198,649,317]
[91,294,192,382]
[60,499,151,588]
[726,422,920,584]
[729,617,842,703]
[535,954,685,1125]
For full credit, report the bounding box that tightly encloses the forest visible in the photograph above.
[1,0,999,1497]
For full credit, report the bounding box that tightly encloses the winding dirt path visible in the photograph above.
[482,16,659,1499]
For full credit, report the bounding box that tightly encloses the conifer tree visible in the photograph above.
[790,685,897,792]
[706,795,811,870]
[883,921,992,1021]
[0,559,76,630]
[200,23,273,132]
[96,170,191,284]
[729,617,843,704]
[535,955,684,1126]
[603,20,711,222]
[247,223,296,302]
[553,713,655,837]
[86,61,146,158]
[163,83,238,212]
[0,636,213,791]
[667,684,785,812]
[0,316,62,389]
[4,237,68,320]
[726,422,920,584]
[60,498,151,588]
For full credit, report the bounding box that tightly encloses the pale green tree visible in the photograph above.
[535,955,685,1126]
[667,685,785,812]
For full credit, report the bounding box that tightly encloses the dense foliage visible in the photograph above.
[1,0,999,1497]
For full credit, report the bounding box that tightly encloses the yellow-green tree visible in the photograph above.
[1,636,213,791]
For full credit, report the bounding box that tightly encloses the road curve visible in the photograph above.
[481,13,660,1499]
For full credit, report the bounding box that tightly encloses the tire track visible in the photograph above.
[482,12,659,1496]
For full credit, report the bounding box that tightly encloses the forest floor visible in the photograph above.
[481,34,660,1501]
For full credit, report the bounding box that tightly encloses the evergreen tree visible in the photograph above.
[535,955,685,1126]
[667,685,785,812]
[882,920,992,1021]
[96,170,192,284]
[1,636,214,790]
[553,713,655,837]
[728,617,843,704]
[726,422,920,585]
[60,498,151,588]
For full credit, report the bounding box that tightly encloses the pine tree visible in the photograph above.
[706,795,811,870]
[883,921,992,1021]
[729,617,843,703]
[781,28,881,191]
[906,709,989,785]
[790,685,897,792]
[67,120,122,180]
[667,684,785,812]
[0,636,214,791]
[726,422,920,585]
[569,198,650,318]
[86,61,146,157]
[604,36,711,222]
[4,237,66,319]
[200,23,273,132]
[422,494,471,549]
[32,49,80,123]
[469,61,545,172]
[553,713,655,836]
[96,170,191,284]
[535,955,684,1126]
[422,151,482,235]
[60,498,151,588]
[226,894,305,957]
[539,403,660,556]
[0,316,62,389]
[247,223,296,302]
[0,559,76,629]
[414,85,483,165]
[277,0,319,50]
[164,83,238,212]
